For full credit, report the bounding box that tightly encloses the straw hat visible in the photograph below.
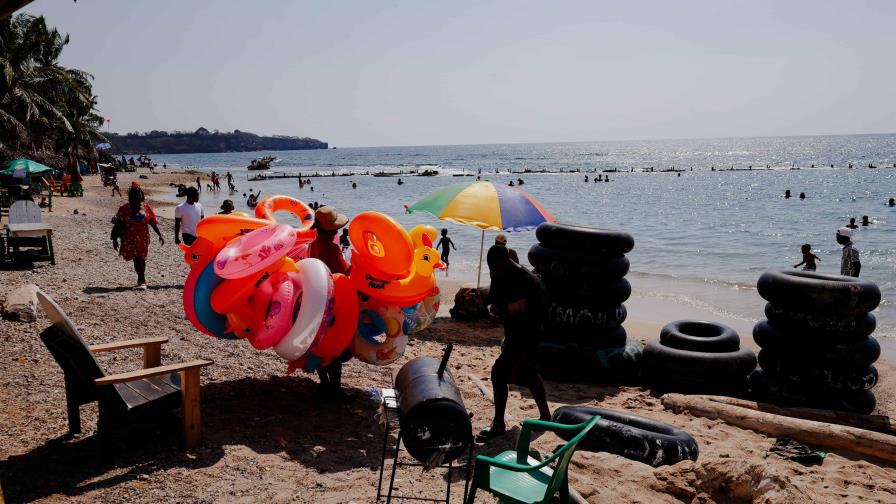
[315,205,348,231]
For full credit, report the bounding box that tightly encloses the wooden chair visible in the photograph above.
[465,417,599,504]
[5,200,54,265]
[36,290,213,448]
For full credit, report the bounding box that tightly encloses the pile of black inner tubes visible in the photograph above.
[528,222,641,382]
[552,405,698,467]
[750,269,882,414]
[643,320,757,393]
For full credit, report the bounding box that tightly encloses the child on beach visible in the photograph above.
[339,228,350,252]
[793,244,820,271]
[435,228,456,266]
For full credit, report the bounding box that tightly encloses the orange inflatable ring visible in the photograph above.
[288,273,360,373]
[348,211,414,278]
[210,257,297,315]
[350,245,443,306]
[254,195,316,241]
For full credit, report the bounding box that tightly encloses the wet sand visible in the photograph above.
[1,170,895,503]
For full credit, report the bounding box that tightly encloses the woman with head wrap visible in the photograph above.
[111,183,164,289]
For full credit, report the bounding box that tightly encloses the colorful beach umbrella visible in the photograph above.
[96,142,112,151]
[0,159,55,178]
[407,181,557,286]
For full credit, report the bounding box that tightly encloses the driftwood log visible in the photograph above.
[662,393,896,462]
[1,284,39,322]
[693,395,896,435]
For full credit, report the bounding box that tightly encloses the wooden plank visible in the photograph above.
[114,382,150,409]
[89,337,169,353]
[143,343,162,368]
[95,360,212,386]
[181,367,202,448]
[147,375,179,395]
[661,393,896,463]
[127,378,166,401]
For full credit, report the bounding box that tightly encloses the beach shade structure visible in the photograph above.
[1,159,55,178]
[95,142,112,151]
[406,180,557,287]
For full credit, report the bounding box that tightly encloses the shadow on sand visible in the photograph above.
[0,375,383,503]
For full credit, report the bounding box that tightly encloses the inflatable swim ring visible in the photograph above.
[210,257,297,314]
[403,286,440,334]
[350,245,443,306]
[215,223,295,280]
[255,195,315,233]
[352,298,407,365]
[409,224,437,249]
[249,272,298,350]
[348,211,414,278]
[273,258,335,361]
[288,273,360,373]
[192,260,236,339]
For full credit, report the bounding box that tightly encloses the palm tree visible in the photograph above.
[0,13,104,161]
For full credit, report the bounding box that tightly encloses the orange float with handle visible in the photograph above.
[348,211,414,278]
[350,245,444,306]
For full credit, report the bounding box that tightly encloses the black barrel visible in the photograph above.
[394,353,472,466]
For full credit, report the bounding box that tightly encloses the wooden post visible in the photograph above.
[180,368,202,448]
[143,342,162,369]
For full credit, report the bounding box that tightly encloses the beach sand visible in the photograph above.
[1,171,895,503]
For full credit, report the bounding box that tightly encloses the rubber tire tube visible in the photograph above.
[551,406,698,467]
[757,350,878,391]
[528,244,630,281]
[542,323,628,347]
[542,277,632,306]
[764,303,876,340]
[544,302,627,333]
[756,269,881,315]
[753,321,880,365]
[749,368,877,414]
[660,320,740,352]
[537,339,642,382]
[535,222,635,255]
[643,340,757,380]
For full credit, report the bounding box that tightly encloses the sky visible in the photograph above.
[21,0,896,147]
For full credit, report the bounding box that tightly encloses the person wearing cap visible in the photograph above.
[476,243,550,441]
[493,233,519,264]
[836,227,861,277]
[309,205,352,400]
[218,200,235,215]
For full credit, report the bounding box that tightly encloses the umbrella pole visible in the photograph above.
[477,230,485,289]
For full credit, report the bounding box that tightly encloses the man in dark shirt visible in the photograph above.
[477,244,551,441]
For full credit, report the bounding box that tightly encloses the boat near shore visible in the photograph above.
[247,156,277,171]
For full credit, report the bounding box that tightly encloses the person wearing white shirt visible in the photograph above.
[174,187,204,246]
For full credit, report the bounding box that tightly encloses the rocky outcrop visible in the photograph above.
[106,128,328,154]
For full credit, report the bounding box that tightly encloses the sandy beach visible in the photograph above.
[2,172,896,503]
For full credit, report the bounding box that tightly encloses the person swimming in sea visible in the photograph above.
[435,228,456,266]
[799,192,806,200]
[793,244,820,271]
[397,178,404,186]
[784,190,791,199]
[847,218,859,230]
[889,198,895,207]
[508,180,515,187]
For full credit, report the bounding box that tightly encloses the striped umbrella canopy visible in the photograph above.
[406,181,557,286]
[406,180,556,231]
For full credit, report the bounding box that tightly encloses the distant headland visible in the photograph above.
[106,127,328,154]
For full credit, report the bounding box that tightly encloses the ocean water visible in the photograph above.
[152,134,896,338]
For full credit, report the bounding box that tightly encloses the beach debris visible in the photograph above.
[1,284,39,322]
[661,393,896,463]
[769,437,826,465]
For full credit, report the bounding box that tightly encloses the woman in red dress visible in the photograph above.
[111,183,164,289]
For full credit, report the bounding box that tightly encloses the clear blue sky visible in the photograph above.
[22,0,896,147]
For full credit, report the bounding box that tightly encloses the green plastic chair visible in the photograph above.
[465,416,599,504]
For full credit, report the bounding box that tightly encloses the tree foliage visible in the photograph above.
[0,13,105,162]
